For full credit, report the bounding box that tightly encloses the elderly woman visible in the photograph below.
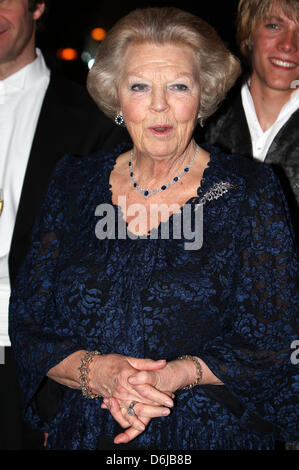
[9,8,299,450]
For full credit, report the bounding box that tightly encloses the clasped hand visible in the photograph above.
[90,354,180,445]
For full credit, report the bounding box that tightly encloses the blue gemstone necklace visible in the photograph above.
[129,145,199,198]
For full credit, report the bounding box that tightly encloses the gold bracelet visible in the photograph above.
[178,355,203,389]
[78,350,101,399]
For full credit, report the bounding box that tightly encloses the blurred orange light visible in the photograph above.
[91,27,106,41]
[56,48,79,61]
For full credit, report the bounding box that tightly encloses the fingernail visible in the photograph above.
[137,424,145,431]
[115,438,125,444]
[162,409,170,416]
[165,400,173,407]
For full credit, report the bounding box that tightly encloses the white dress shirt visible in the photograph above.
[241,81,299,162]
[0,49,50,346]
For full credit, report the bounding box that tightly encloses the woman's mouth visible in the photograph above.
[149,125,173,135]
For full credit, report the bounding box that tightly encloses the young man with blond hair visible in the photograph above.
[205,0,299,244]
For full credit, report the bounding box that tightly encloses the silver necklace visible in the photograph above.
[129,144,198,198]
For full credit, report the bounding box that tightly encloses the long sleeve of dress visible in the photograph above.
[198,166,299,442]
[9,155,83,431]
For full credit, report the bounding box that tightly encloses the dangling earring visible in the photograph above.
[198,116,205,128]
[115,112,125,126]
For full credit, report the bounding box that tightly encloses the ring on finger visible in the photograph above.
[127,401,136,416]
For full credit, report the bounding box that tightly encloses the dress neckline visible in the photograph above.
[102,144,218,239]
[106,145,217,204]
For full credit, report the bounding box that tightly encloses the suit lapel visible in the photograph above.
[265,108,299,165]
[229,93,253,157]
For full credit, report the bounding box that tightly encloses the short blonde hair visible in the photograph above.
[237,0,299,62]
[87,7,241,120]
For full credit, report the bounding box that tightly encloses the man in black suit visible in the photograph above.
[0,0,129,449]
[203,0,299,245]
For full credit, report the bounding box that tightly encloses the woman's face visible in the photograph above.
[118,42,201,159]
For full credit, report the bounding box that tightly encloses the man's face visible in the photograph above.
[0,0,44,67]
[251,8,299,96]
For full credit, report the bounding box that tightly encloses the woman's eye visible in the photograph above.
[170,84,189,91]
[130,83,149,92]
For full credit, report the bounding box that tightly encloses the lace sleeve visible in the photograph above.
[199,167,299,441]
[9,155,82,430]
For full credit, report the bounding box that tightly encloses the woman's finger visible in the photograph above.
[131,381,174,407]
[119,401,147,432]
[112,383,173,408]
[128,370,157,386]
[114,417,151,445]
[127,357,166,371]
[107,398,146,432]
[133,402,171,419]
[114,427,142,445]
[105,398,131,429]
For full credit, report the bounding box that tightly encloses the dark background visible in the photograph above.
[37,0,239,84]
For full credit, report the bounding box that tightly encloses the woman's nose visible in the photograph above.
[150,88,169,112]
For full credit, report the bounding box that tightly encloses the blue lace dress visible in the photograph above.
[9,143,299,450]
